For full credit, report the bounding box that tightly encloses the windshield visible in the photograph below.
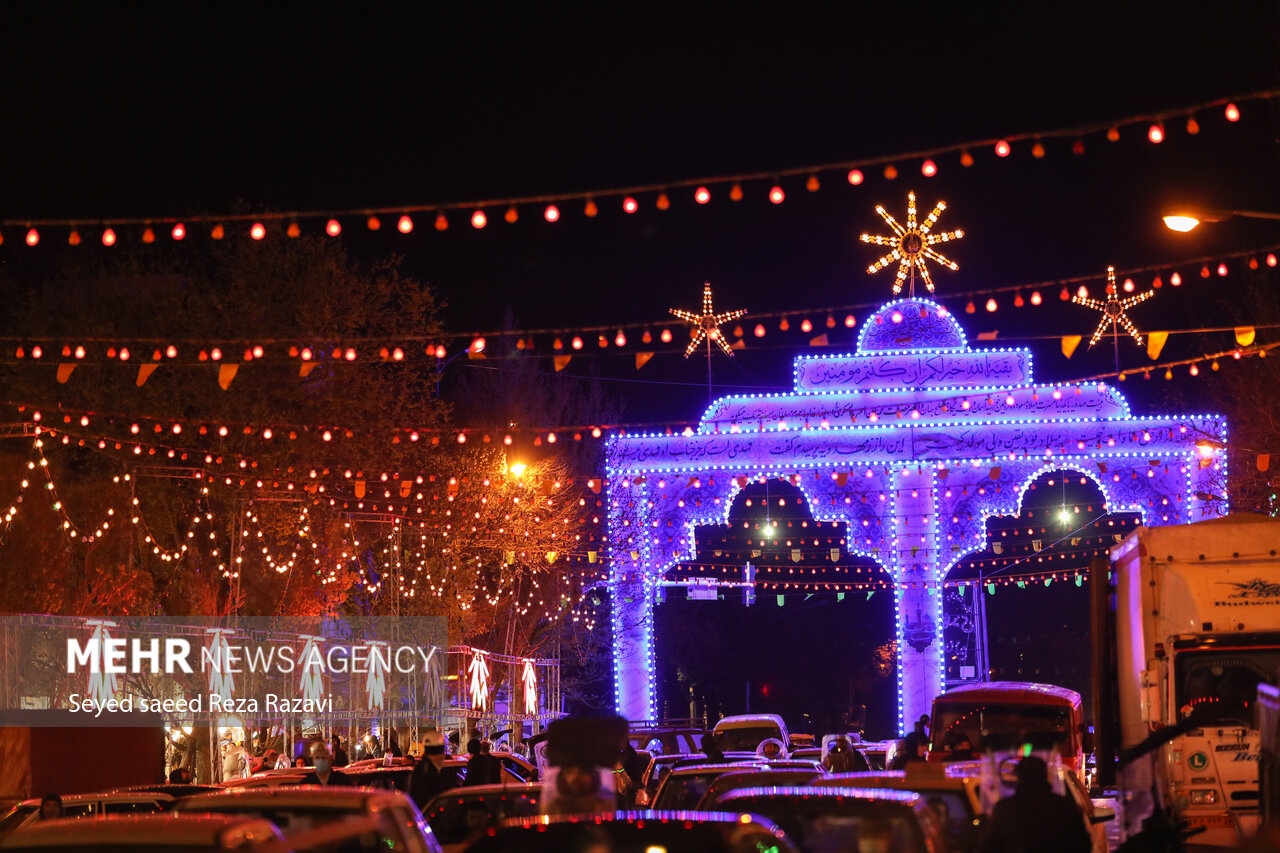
[655,771,726,810]
[713,725,780,752]
[728,799,924,853]
[426,793,539,844]
[1175,647,1280,725]
[932,701,1072,753]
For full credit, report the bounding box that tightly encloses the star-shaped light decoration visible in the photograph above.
[1073,265,1154,347]
[669,281,747,358]
[860,191,964,296]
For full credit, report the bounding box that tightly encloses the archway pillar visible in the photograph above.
[892,465,945,732]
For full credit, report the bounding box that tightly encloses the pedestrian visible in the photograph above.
[37,794,62,821]
[275,750,293,770]
[410,730,457,809]
[299,743,353,786]
[701,734,725,763]
[464,738,501,785]
[168,766,193,784]
[824,736,866,773]
[978,755,1091,853]
[331,735,349,767]
[221,741,249,781]
[386,731,403,758]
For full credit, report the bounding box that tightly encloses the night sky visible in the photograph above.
[3,7,1277,430]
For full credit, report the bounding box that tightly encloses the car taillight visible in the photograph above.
[1189,789,1219,805]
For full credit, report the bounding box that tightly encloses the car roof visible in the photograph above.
[935,681,1082,707]
[719,785,922,805]
[821,771,973,791]
[499,809,782,828]
[17,792,174,807]
[713,714,785,729]
[175,785,397,809]
[0,814,282,847]
[427,782,535,797]
[665,762,762,776]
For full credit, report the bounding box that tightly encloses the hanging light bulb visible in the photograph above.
[249,223,266,240]
[847,169,864,185]
[655,193,670,211]
[325,219,341,236]
[694,186,711,204]
[1170,272,1182,286]
[471,210,487,229]
[543,205,560,222]
[960,150,974,167]
[172,222,187,240]
[1030,291,1042,305]
[994,139,1011,157]
[1225,103,1240,122]
[397,215,414,233]
[1147,123,1165,143]
[769,185,785,204]
[434,213,448,231]
[24,228,39,246]
[584,199,598,217]
[622,197,638,214]
[728,183,744,201]
[102,228,118,246]
[882,164,898,180]
[921,159,937,177]
[1185,116,1200,135]
[985,297,998,312]
[366,216,381,231]
[805,174,820,191]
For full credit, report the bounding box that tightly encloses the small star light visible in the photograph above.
[669,281,747,358]
[860,191,964,296]
[1074,265,1155,347]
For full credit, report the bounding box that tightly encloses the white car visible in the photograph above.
[0,813,282,850]
[174,785,441,852]
[0,792,174,834]
[711,713,790,755]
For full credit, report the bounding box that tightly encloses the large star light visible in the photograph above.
[860,191,964,296]
[669,282,747,358]
[1073,265,1154,347]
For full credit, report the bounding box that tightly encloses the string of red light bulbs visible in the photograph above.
[0,92,1269,247]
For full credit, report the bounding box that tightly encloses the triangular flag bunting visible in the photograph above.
[299,362,319,378]
[1146,331,1168,360]
[56,364,75,384]
[553,356,571,372]
[976,331,999,341]
[217,364,238,390]
[1259,454,1271,473]
[809,334,829,347]
[1061,335,1082,359]
[635,352,654,370]
[136,364,158,387]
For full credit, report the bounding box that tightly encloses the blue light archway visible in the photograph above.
[606,297,1227,731]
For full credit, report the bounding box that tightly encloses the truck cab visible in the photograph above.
[927,682,1085,778]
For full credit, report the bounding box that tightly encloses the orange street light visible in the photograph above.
[1163,208,1280,232]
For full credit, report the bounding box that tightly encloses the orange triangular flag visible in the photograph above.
[1259,454,1271,473]
[136,364,159,387]
[730,339,745,351]
[299,362,318,378]
[635,352,654,370]
[809,334,829,347]
[1061,336,1082,359]
[217,364,238,390]
[1146,331,1168,360]
[1236,326,1256,347]
[56,364,76,384]
[553,356,571,372]
[976,331,999,341]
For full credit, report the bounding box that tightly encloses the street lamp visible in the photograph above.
[509,462,528,478]
[1163,208,1280,233]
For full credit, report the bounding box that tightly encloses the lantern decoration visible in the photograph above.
[669,282,747,359]
[366,641,388,710]
[467,648,490,712]
[84,619,121,707]
[1073,265,1155,348]
[521,658,539,715]
[205,628,236,707]
[298,635,326,707]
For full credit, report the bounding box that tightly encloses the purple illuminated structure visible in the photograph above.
[605,297,1227,732]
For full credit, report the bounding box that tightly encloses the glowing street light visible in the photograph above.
[1163,208,1280,233]
[509,462,528,478]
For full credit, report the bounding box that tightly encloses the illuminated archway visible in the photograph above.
[607,297,1227,731]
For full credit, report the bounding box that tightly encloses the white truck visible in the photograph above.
[1099,514,1280,846]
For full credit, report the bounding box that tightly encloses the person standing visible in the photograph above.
[299,743,353,786]
[464,738,501,785]
[701,734,725,763]
[410,730,457,809]
[979,756,1091,853]
[331,736,350,767]
[37,795,62,821]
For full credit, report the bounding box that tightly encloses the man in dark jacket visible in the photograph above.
[979,756,1091,853]
[298,743,353,787]
[463,738,502,786]
[410,730,457,809]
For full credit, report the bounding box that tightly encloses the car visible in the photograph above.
[108,784,224,803]
[173,785,440,852]
[627,726,710,755]
[764,759,824,772]
[461,809,799,853]
[699,769,826,808]
[420,783,540,852]
[489,751,537,782]
[0,792,175,834]
[855,740,891,770]
[789,747,824,763]
[672,751,754,769]
[817,766,984,852]
[0,813,283,851]
[712,714,790,755]
[947,757,1113,853]
[649,762,762,810]
[341,767,414,792]
[218,771,308,790]
[712,785,946,853]
[636,753,700,805]
[789,733,816,749]
[280,814,445,853]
